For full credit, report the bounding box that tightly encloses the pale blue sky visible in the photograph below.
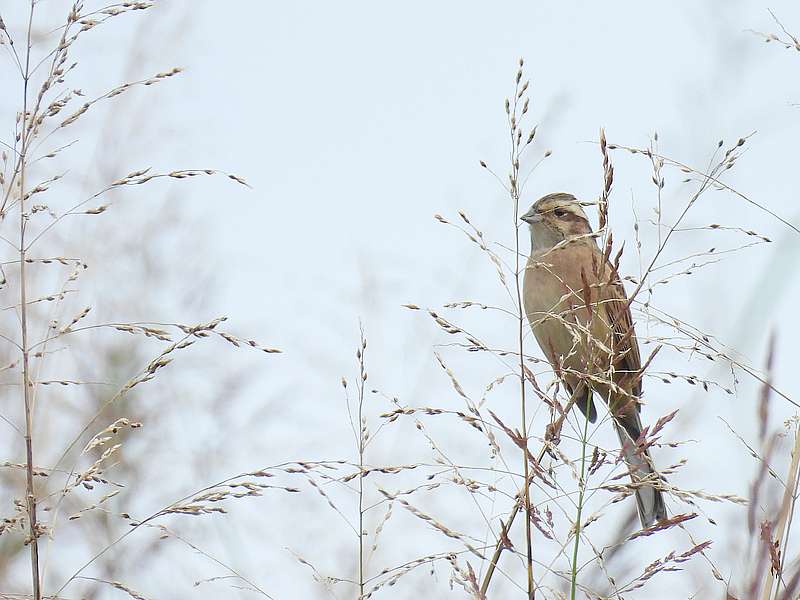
[4,1,800,598]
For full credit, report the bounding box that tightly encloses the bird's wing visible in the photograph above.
[596,249,643,400]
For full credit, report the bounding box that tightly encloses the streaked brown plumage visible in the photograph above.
[521,192,667,528]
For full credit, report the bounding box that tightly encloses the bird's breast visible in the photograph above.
[522,247,595,363]
[523,250,582,319]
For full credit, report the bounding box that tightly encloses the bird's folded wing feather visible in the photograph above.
[596,249,642,400]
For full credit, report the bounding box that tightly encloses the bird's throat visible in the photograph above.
[530,223,564,251]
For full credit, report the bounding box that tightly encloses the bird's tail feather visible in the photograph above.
[613,421,667,528]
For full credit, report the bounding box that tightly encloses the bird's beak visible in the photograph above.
[520,208,541,224]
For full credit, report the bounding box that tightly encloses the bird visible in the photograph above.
[520,191,667,528]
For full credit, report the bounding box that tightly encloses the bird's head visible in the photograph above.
[521,192,593,249]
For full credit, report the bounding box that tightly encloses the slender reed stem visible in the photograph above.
[480,445,543,598]
[504,62,535,599]
[515,194,534,600]
[762,419,800,600]
[357,330,367,599]
[569,392,592,600]
[479,381,587,597]
[19,3,41,599]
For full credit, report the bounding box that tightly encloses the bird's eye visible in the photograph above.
[554,209,566,217]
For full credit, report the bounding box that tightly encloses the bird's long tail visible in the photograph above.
[613,418,667,528]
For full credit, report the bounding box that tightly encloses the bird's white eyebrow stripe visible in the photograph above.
[539,205,586,219]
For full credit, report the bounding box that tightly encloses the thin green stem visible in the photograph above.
[570,391,592,600]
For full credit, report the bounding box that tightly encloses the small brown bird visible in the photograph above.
[521,192,667,528]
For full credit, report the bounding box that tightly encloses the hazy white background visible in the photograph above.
[3,1,800,598]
